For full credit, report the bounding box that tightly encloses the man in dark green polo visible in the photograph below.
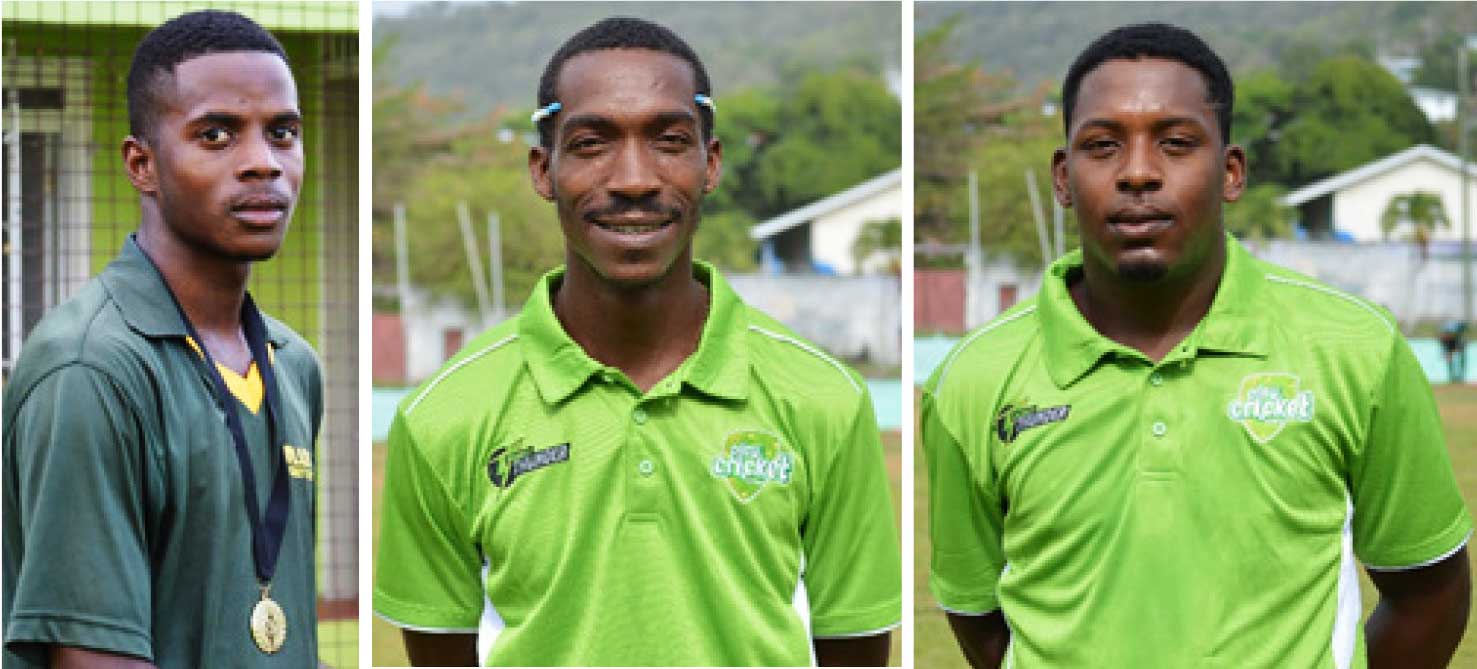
[3,11,322,668]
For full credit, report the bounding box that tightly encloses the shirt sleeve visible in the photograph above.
[4,364,154,661]
[801,387,902,637]
[921,388,1007,614]
[1351,334,1472,569]
[373,410,485,631]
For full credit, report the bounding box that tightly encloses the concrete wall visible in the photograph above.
[728,273,901,365]
[1333,156,1477,243]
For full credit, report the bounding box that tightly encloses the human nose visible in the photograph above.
[606,140,661,199]
[236,133,284,181]
[1116,139,1162,194]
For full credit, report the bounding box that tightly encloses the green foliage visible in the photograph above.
[1224,184,1294,240]
[1380,191,1450,258]
[914,17,1030,247]
[1411,31,1477,91]
[1269,56,1434,187]
[852,217,902,273]
[719,70,901,219]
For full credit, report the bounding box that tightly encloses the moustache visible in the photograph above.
[582,197,683,224]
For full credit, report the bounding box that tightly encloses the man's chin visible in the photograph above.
[1115,259,1169,283]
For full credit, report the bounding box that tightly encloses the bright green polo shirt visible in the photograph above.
[923,237,1470,668]
[2,236,323,668]
[375,261,901,667]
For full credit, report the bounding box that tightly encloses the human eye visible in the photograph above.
[1080,136,1118,157]
[198,126,232,147]
[1161,135,1199,154]
[655,129,693,152]
[269,124,301,144]
[565,133,606,156]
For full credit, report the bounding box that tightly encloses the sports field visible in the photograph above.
[370,433,904,667]
[915,384,1477,668]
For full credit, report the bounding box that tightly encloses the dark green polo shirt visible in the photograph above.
[924,237,1470,668]
[2,237,323,667]
[375,261,901,667]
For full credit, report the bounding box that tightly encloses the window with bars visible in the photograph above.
[2,2,359,666]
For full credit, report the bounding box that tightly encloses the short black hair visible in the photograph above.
[127,10,288,141]
[536,17,713,148]
[1061,22,1233,143]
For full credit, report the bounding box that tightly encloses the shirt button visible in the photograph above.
[1149,373,1164,386]
[1151,421,1167,437]
[638,459,655,476]
[633,407,648,425]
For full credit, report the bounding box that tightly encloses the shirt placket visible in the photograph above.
[1139,345,1195,475]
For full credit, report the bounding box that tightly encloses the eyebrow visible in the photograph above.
[190,110,302,126]
[559,109,698,136]
[1075,115,1207,135]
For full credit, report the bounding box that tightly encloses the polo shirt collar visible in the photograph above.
[519,260,750,406]
[1037,234,1270,388]
[100,234,290,348]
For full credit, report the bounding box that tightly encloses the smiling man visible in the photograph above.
[923,23,1471,669]
[2,10,322,668]
[373,17,901,668]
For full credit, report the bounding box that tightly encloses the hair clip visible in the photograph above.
[694,94,716,113]
[531,101,562,124]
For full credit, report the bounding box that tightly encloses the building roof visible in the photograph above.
[2,1,358,32]
[749,169,902,240]
[1281,144,1477,206]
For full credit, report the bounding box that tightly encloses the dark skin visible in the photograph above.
[945,55,1470,669]
[403,48,890,668]
[48,52,302,669]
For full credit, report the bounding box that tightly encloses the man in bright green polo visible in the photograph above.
[373,17,900,668]
[924,23,1471,669]
[3,11,321,668]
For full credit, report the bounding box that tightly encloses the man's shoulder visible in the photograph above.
[5,279,152,408]
[395,318,526,429]
[925,298,1042,399]
[740,306,869,408]
[1252,256,1400,349]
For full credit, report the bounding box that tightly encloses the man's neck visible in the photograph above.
[1069,244,1226,364]
[136,221,254,372]
[553,259,710,393]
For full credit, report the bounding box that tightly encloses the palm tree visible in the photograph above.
[1380,191,1450,260]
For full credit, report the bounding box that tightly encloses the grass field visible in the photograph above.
[915,384,1477,668]
[318,619,358,669]
[371,432,905,667]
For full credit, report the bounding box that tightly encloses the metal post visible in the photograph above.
[487,212,504,322]
[965,170,982,327]
[393,202,412,313]
[1025,169,1051,266]
[8,85,24,368]
[1461,37,1473,325]
[456,201,493,324]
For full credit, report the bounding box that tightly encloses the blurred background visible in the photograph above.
[368,1,902,665]
[911,2,1477,667]
[0,2,359,666]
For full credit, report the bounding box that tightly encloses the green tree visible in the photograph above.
[1269,55,1434,187]
[852,217,902,274]
[1224,184,1294,240]
[1380,191,1450,259]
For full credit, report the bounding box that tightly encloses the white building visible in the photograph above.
[1281,144,1477,244]
[749,169,903,275]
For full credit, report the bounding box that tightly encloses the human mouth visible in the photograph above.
[1107,208,1174,238]
[591,217,674,235]
[230,193,290,227]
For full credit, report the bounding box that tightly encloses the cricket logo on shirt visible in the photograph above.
[711,430,795,503]
[1226,372,1315,444]
[487,441,570,488]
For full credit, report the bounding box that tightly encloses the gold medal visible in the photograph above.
[250,584,287,654]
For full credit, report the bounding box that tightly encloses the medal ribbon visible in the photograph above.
[145,251,292,586]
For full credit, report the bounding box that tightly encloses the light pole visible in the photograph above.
[1461,36,1476,326]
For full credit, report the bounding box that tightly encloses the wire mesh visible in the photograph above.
[1,2,358,666]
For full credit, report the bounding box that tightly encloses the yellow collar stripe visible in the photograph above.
[184,336,266,413]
